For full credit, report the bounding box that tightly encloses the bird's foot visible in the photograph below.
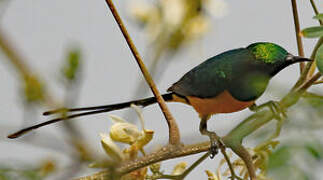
[249,101,287,120]
[207,132,225,159]
[199,115,225,158]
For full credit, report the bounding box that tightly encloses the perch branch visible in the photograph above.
[104,0,180,145]
[76,33,322,179]
[291,0,305,71]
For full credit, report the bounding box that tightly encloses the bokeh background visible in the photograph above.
[0,0,322,179]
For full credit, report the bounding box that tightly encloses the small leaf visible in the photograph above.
[305,142,323,160]
[315,44,323,74]
[301,26,323,38]
[62,49,81,81]
[313,13,323,21]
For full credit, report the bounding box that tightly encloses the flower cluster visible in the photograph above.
[100,105,154,162]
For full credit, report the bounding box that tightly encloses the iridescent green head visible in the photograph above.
[247,42,311,76]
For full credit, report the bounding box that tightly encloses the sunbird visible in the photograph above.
[8,42,311,156]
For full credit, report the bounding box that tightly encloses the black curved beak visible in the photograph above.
[285,54,313,64]
[292,56,313,62]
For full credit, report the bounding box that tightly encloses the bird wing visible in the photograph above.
[168,48,254,98]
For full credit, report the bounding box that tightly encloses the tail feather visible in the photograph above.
[8,93,174,139]
[44,93,174,115]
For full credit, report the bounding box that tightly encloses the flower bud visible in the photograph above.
[100,133,124,161]
[109,115,142,144]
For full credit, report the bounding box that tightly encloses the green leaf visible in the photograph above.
[305,142,323,160]
[62,49,81,81]
[316,44,323,74]
[301,26,323,38]
[313,13,323,21]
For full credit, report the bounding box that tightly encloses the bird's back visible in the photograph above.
[168,48,255,99]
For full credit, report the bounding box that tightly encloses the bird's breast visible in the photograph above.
[187,90,254,116]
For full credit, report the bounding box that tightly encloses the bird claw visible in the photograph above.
[209,133,225,159]
[250,101,287,121]
[210,142,218,159]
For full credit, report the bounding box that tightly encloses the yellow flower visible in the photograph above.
[109,115,142,144]
[205,170,221,180]
[171,162,187,175]
[100,133,124,161]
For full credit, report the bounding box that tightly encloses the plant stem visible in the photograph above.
[292,37,323,90]
[310,0,323,25]
[221,149,243,180]
[307,0,323,77]
[308,36,323,79]
[104,0,181,145]
[0,28,30,78]
[291,0,305,72]
[313,79,323,84]
[177,152,210,179]
[298,72,321,91]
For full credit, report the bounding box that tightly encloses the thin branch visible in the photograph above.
[292,37,323,90]
[310,0,323,25]
[0,27,59,107]
[104,0,180,145]
[291,0,305,72]
[221,149,243,180]
[176,152,210,179]
[308,0,323,77]
[313,79,323,85]
[76,142,210,180]
[1,26,93,171]
[0,27,31,78]
[298,72,322,91]
[231,145,256,180]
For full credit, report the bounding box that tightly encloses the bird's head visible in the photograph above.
[247,42,312,76]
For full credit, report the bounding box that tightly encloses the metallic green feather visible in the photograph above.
[168,42,291,101]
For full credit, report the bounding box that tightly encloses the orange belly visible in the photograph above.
[186,90,254,116]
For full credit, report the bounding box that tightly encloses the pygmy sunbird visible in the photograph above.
[8,42,311,157]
